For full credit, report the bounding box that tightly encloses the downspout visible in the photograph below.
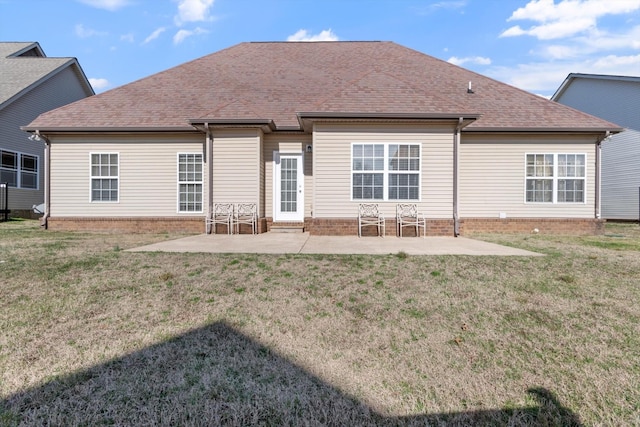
[206,123,213,233]
[39,131,51,229]
[595,131,609,220]
[453,117,463,236]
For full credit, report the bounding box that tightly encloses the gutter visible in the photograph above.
[297,112,480,133]
[189,119,276,134]
[453,117,463,237]
[462,126,624,134]
[20,126,197,133]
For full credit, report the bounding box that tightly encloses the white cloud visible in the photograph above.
[75,24,107,38]
[174,0,215,26]
[120,33,134,43]
[591,53,640,69]
[89,78,110,90]
[541,44,579,59]
[501,0,640,40]
[76,0,131,11]
[287,29,339,42]
[447,56,492,66]
[415,1,467,15]
[143,27,167,44]
[486,54,640,95]
[575,25,640,51]
[173,27,209,44]
[525,24,640,60]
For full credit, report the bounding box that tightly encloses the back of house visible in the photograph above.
[24,41,621,235]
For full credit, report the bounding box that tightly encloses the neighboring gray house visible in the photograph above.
[0,42,93,217]
[552,73,640,221]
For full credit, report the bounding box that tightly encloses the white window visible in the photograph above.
[21,154,38,189]
[525,153,586,203]
[352,144,384,200]
[178,153,203,212]
[91,153,118,202]
[352,143,421,201]
[0,150,39,189]
[0,150,17,187]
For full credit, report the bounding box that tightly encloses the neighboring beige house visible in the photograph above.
[1,42,94,217]
[552,73,640,221]
[24,42,620,235]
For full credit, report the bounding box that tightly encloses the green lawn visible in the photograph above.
[1,220,638,426]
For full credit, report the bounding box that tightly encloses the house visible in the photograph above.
[552,73,640,221]
[0,42,94,217]
[23,42,621,236]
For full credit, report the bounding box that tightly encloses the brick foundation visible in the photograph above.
[44,216,605,236]
[459,218,605,235]
[47,217,204,233]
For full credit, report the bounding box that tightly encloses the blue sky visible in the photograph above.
[1,0,639,97]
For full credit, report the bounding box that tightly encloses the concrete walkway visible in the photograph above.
[127,232,541,256]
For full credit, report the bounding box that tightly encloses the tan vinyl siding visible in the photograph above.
[211,129,260,206]
[49,133,205,217]
[263,133,312,218]
[313,123,454,219]
[459,133,596,218]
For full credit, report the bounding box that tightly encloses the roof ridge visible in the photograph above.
[248,40,387,44]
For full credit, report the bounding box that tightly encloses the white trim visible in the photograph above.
[89,152,119,203]
[177,152,204,214]
[524,153,587,204]
[273,151,304,221]
[350,142,422,202]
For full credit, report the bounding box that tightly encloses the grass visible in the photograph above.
[0,220,639,425]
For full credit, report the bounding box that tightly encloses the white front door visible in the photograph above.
[274,152,304,221]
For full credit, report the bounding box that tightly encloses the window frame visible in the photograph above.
[177,152,203,213]
[351,142,422,202]
[524,153,587,204]
[89,152,119,203]
[0,149,39,190]
[20,154,39,189]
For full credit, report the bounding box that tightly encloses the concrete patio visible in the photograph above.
[127,232,541,256]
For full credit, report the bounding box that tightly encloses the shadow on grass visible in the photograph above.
[0,322,582,426]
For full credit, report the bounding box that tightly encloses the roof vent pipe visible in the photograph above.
[467,81,474,94]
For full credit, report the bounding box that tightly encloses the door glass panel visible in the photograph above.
[280,158,297,212]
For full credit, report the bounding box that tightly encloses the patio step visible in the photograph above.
[270,224,305,233]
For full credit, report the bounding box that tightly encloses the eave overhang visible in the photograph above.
[21,126,198,134]
[189,119,276,134]
[296,112,481,132]
[463,126,624,134]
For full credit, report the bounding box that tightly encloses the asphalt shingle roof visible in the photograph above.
[27,41,620,132]
[0,42,78,110]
